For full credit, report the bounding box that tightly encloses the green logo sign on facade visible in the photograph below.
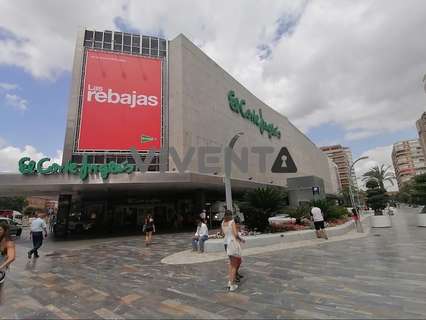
[228,90,281,139]
[18,156,136,181]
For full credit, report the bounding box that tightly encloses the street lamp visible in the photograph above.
[348,156,369,215]
[224,132,244,211]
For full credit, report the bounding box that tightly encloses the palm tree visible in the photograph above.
[362,164,396,190]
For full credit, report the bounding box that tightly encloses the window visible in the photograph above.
[151,38,159,50]
[84,30,94,41]
[104,31,112,43]
[114,32,122,44]
[94,31,103,42]
[72,155,82,163]
[94,41,102,48]
[103,42,112,50]
[123,45,131,52]
[160,39,166,50]
[95,155,104,164]
[142,36,149,48]
[160,50,166,57]
[116,156,127,163]
[123,33,131,46]
[151,48,158,56]
[106,156,116,163]
[114,43,122,51]
[132,35,140,46]
[132,46,140,54]
[84,40,93,48]
[142,48,150,55]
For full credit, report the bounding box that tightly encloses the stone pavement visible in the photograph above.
[1,205,426,319]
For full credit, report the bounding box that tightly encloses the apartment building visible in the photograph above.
[416,112,426,158]
[320,145,357,190]
[392,139,426,188]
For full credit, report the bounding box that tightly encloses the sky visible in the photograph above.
[1,0,426,191]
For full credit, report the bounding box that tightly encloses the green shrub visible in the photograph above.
[239,187,287,232]
[239,204,271,232]
[310,199,334,214]
[286,206,309,224]
[326,206,348,221]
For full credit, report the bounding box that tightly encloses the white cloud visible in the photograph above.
[4,93,28,111]
[0,82,17,91]
[0,1,125,79]
[0,144,62,173]
[0,1,425,140]
[354,144,398,191]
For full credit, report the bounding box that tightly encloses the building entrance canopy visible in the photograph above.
[0,172,267,197]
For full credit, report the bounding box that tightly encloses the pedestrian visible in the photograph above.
[27,212,48,259]
[0,222,16,285]
[144,215,155,246]
[200,209,207,221]
[192,219,209,253]
[48,214,56,233]
[222,210,244,292]
[310,206,328,240]
[352,208,363,232]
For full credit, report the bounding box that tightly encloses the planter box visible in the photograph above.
[418,214,426,227]
[371,215,392,228]
[204,215,372,252]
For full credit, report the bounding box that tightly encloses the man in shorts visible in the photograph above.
[310,206,328,239]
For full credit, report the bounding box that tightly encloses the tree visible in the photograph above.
[362,165,396,190]
[411,173,426,208]
[365,180,388,215]
[338,186,352,206]
[239,187,287,232]
[397,179,414,204]
[0,196,28,212]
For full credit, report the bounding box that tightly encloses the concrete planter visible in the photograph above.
[417,214,426,227]
[371,215,392,228]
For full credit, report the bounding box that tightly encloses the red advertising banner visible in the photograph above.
[77,50,162,151]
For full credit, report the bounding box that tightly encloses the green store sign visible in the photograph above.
[18,156,136,181]
[228,90,281,139]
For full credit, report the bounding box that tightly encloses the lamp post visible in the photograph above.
[224,132,244,211]
[348,156,369,215]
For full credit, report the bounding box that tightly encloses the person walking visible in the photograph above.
[352,208,363,233]
[222,210,243,292]
[310,206,328,239]
[144,215,155,246]
[0,223,16,285]
[28,213,48,259]
[192,219,209,253]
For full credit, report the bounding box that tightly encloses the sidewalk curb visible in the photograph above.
[162,215,371,265]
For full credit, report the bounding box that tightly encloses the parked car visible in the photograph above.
[0,217,23,237]
[0,210,23,225]
[268,214,296,225]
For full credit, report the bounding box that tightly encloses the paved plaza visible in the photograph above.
[1,206,426,319]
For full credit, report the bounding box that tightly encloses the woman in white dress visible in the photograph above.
[221,210,243,292]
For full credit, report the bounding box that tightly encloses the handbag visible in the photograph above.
[142,224,147,232]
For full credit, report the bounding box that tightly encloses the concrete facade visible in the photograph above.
[287,175,326,207]
[0,30,337,235]
[169,35,333,191]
